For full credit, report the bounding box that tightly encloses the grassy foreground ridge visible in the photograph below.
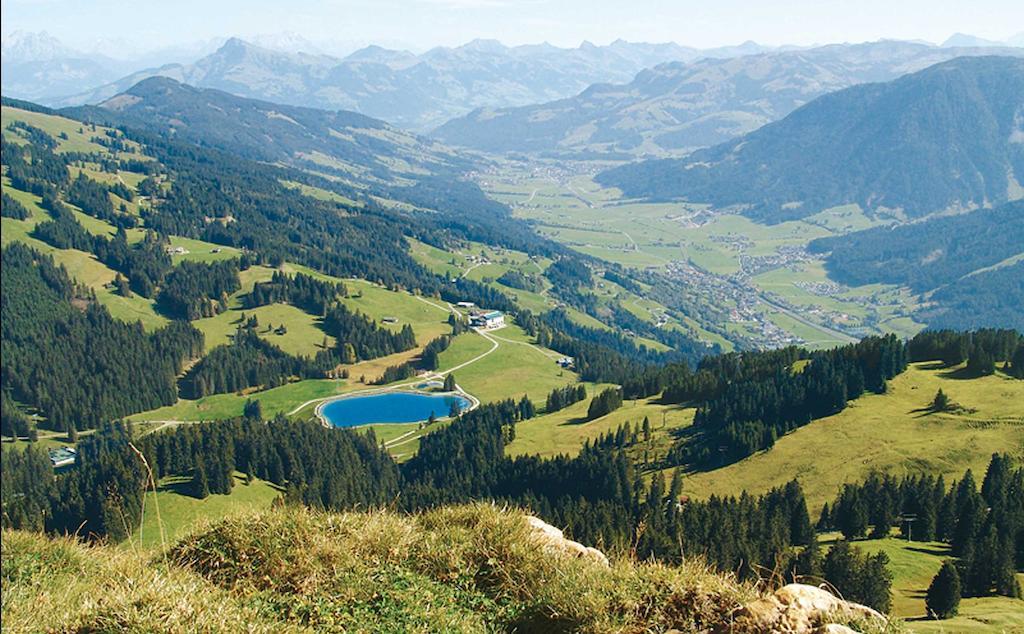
[2,504,764,633]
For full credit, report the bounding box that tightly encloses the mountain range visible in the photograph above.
[596,56,1024,222]
[435,41,1024,157]
[0,30,220,102]
[42,37,711,131]
[28,36,820,132]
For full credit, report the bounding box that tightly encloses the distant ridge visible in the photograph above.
[63,76,468,185]
[48,37,791,131]
[596,56,1024,221]
[435,42,1024,157]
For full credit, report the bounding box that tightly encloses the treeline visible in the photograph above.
[664,336,907,467]
[419,333,455,371]
[545,384,587,413]
[821,454,1023,601]
[544,257,593,291]
[139,415,400,508]
[587,387,623,420]
[1,243,203,431]
[400,402,887,604]
[181,329,331,399]
[3,397,894,611]
[1,392,35,440]
[324,303,416,363]
[1,192,31,219]
[158,259,241,319]
[244,270,347,315]
[496,269,544,292]
[0,417,398,539]
[908,329,1022,366]
[0,422,146,541]
[520,309,670,388]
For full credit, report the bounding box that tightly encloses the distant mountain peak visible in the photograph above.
[942,33,1006,48]
[1,30,77,62]
[461,38,507,53]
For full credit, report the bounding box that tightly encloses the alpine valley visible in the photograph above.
[1,19,1023,634]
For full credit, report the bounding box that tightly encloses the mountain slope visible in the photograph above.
[64,76,468,186]
[51,37,780,132]
[596,56,1024,220]
[809,200,1024,330]
[434,42,1024,157]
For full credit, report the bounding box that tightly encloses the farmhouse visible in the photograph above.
[470,310,505,330]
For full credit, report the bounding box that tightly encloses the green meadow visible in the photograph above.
[678,362,1024,512]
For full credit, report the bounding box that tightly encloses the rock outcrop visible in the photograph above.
[731,583,887,633]
[524,515,610,566]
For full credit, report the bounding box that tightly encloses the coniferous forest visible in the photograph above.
[1,243,203,431]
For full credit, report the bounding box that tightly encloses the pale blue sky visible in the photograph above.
[3,0,1021,54]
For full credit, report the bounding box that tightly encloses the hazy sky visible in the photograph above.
[3,0,1022,54]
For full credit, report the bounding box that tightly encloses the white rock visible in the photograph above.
[524,515,610,566]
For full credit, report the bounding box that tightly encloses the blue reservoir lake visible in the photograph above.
[320,391,472,428]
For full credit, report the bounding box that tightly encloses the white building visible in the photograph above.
[470,310,505,329]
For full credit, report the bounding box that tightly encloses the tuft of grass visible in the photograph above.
[1,530,297,632]
[165,503,757,633]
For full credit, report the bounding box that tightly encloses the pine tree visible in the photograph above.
[443,374,457,392]
[243,398,263,421]
[926,561,961,619]
[931,389,950,412]
[817,502,832,531]
[191,462,210,499]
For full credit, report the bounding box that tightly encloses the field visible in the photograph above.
[508,394,693,460]
[678,362,1024,512]
[441,324,578,405]
[128,379,350,422]
[133,473,282,550]
[819,535,1024,632]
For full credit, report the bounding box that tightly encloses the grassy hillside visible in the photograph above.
[2,505,761,633]
[821,535,1024,632]
[134,472,282,550]
[678,362,1024,511]
[508,394,692,461]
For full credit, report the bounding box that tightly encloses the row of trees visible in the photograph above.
[545,384,587,413]
[587,387,624,420]
[158,259,241,320]
[244,270,347,316]
[323,303,416,363]
[822,454,1022,601]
